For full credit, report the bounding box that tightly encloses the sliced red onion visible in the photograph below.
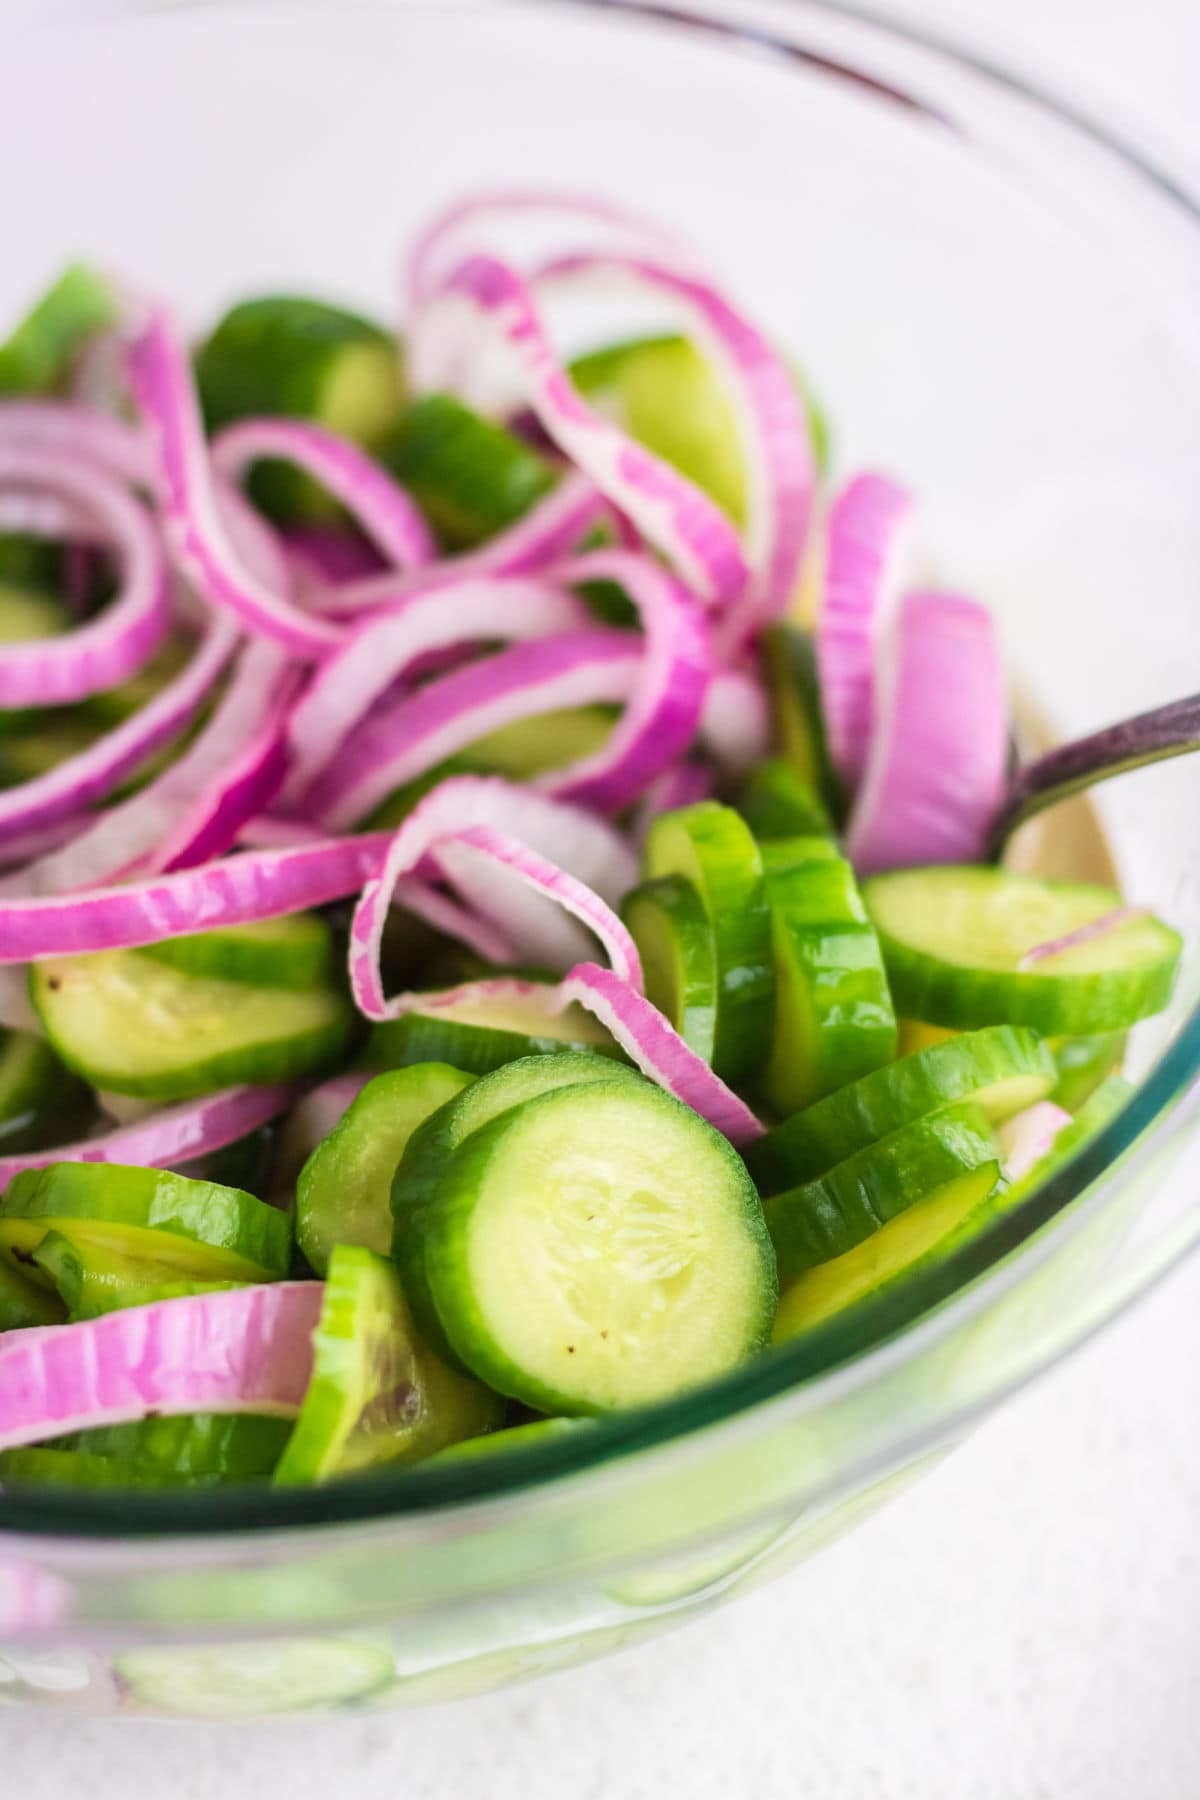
[815,472,914,790]
[305,629,643,830]
[0,400,153,486]
[1017,907,1149,971]
[8,639,294,896]
[631,761,714,845]
[347,775,637,1018]
[533,549,711,812]
[0,1084,298,1187]
[127,313,345,659]
[283,576,591,798]
[847,591,1008,875]
[535,251,814,648]
[996,1101,1073,1183]
[0,831,390,962]
[0,1284,324,1449]
[432,823,643,985]
[282,523,386,589]
[0,620,239,845]
[0,447,170,707]
[698,664,770,776]
[418,253,748,610]
[212,417,434,572]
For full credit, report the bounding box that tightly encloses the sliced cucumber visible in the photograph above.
[761,625,845,822]
[760,846,896,1116]
[31,948,353,1101]
[0,1029,91,1153]
[0,583,71,643]
[140,913,334,991]
[1002,1074,1133,1205]
[0,1256,65,1331]
[763,1101,1001,1284]
[0,1163,290,1282]
[380,394,556,550]
[56,1413,292,1483]
[296,1063,474,1275]
[195,295,403,522]
[1048,1032,1127,1112]
[621,876,717,1064]
[735,758,833,841]
[864,866,1182,1034]
[643,801,772,1085]
[0,264,117,395]
[405,1079,776,1413]
[366,994,620,1078]
[746,1025,1057,1195]
[772,1161,1001,1341]
[0,1448,172,1489]
[0,713,101,784]
[895,1019,958,1056]
[274,1246,502,1485]
[31,1229,238,1320]
[115,1638,395,1718]
[425,1417,589,1465]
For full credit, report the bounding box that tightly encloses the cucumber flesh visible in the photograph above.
[1048,1032,1126,1112]
[0,264,117,395]
[31,1229,238,1320]
[764,1101,1002,1284]
[0,1255,66,1331]
[0,583,71,643]
[761,847,897,1117]
[0,1448,173,1488]
[644,801,772,1086]
[0,1029,92,1153]
[425,1417,589,1465]
[773,1162,1000,1341]
[31,948,353,1101]
[296,1063,474,1275]
[621,875,718,1064]
[0,1162,290,1280]
[407,1079,777,1413]
[55,1412,292,1483]
[735,758,833,841]
[115,1638,396,1718]
[864,866,1182,1035]
[379,393,556,550]
[194,295,403,524]
[273,1246,502,1484]
[140,913,335,991]
[366,996,620,1078]
[746,1024,1057,1195]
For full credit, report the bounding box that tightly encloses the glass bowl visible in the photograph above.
[0,0,1197,1721]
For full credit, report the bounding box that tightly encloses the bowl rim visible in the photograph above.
[1,0,1198,1542]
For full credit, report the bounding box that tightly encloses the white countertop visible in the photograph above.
[2,1,1199,1794]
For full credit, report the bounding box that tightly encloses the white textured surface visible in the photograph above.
[3,0,1200,1794]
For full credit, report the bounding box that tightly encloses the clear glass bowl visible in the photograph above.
[0,0,1197,1720]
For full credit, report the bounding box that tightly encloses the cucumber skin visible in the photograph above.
[1,1162,291,1277]
[761,627,846,824]
[621,876,718,1065]
[0,1255,66,1331]
[747,1024,1057,1196]
[1049,1033,1127,1112]
[0,264,117,395]
[864,869,1182,1035]
[0,1030,92,1155]
[57,1413,292,1482]
[764,1102,1002,1283]
[366,1011,624,1078]
[380,394,556,550]
[140,916,335,991]
[736,759,833,842]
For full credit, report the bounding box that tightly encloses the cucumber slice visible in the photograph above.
[366,995,620,1078]
[425,1417,589,1465]
[621,876,718,1064]
[1048,1032,1127,1112]
[194,295,403,523]
[746,1024,1057,1195]
[55,1413,292,1483]
[863,866,1182,1034]
[0,583,71,643]
[762,626,845,822]
[773,1161,1001,1341]
[139,913,334,991]
[0,1256,65,1331]
[296,1063,474,1275]
[1002,1074,1133,1205]
[643,802,772,1085]
[895,1019,958,1056]
[764,1101,1001,1284]
[736,758,833,841]
[0,1448,173,1488]
[0,1029,91,1153]
[406,1079,776,1413]
[30,1229,238,1320]
[115,1638,395,1717]
[569,333,832,519]
[0,264,117,395]
[0,1162,290,1281]
[31,948,353,1101]
[0,713,102,784]
[379,393,556,550]
[760,848,897,1117]
[274,1246,502,1485]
